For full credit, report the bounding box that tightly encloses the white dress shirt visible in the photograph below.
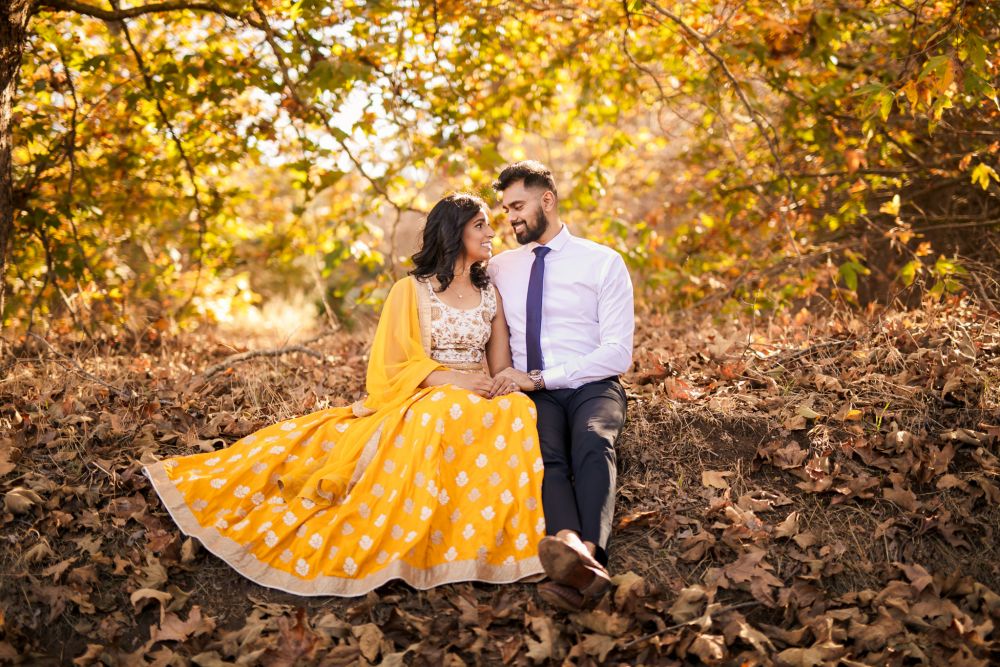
[488,225,634,390]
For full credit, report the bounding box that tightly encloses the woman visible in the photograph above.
[145,193,546,596]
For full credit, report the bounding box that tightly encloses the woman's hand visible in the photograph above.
[489,375,521,398]
[449,371,494,397]
[489,368,533,398]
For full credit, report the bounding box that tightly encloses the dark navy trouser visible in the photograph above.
[530,378,626,567]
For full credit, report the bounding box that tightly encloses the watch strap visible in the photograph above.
[529,370,544,391]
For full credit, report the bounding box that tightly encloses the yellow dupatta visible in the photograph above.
[360,276,441,413]
[278,277,443,503]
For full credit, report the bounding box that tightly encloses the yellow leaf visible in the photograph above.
[879,194,901,216]
[970,163,999,190]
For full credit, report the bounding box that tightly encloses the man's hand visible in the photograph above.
[489,367,533,398]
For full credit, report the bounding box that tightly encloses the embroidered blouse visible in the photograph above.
[424,279,497,368]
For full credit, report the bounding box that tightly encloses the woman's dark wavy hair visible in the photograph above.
[410,192,490,293]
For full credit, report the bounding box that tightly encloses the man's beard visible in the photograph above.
[515,208,549,245]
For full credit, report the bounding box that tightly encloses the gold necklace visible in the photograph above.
[451,280,474,299]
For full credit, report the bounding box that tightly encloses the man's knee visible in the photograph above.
[589,413,623,444]
[573,410,623,452]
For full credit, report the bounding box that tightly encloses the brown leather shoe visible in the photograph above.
[537,530,611,598]
[537,581,585,612]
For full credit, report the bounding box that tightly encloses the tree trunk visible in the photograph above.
[0,1,32,333]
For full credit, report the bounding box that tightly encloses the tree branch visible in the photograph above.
[109,0,211,316]
[248,0,422,215]
[640,1,803,260]
[34,0,262,27]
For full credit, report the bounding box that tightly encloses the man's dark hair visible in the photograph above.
[493,160,558,198]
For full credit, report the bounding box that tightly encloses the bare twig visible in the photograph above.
[202,345,323,378]
[27,332,136,400]
[778,338,853,363]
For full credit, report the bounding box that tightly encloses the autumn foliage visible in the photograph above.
[2,0,1000,664]
[4,0,999,329]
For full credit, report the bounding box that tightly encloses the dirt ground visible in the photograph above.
[1,299,998,665]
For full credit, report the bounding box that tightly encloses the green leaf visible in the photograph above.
[898,260,921,287]
[879,90,894,121]
[838,261,858,291]
[317,170,346,191]
[918,55,951,82]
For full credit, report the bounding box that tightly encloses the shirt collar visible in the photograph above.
[532,223,571,253]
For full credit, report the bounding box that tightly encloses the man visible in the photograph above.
[487,160,634,611]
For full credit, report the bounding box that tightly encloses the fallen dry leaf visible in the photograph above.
[687,633,725,663]
[180,537,199,564]
[524,614,557,664]
[148,606,215,645]
[895,562,934,593]
[0,440,16,477]
[578,633,617,662]
[611,571,648,607]
[352,623,383,663]
[71,644,106,666]
[4,487,42,514]
[664,377,704,401]
[4,297,999,666]
[775,646,826,667]
[266,609,321,667]
[669,586,708,623]
[883,485,919,512]
[22,540,54,564]
[774,511,800,538]
[570,610,630,637]
[702,470,732,489]
[130,588,172,617]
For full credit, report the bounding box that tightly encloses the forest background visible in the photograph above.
[1,0,999,664]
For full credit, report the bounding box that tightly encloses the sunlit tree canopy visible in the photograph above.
[2,0,998,332]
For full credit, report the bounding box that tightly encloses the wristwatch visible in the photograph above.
[528,369,545,392]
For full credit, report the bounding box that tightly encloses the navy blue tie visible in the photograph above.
[526,246,550,371]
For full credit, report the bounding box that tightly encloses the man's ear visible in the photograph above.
[541,191,556,211]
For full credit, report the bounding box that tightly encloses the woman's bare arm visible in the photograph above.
[486,290,514,377]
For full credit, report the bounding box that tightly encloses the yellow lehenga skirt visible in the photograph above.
[144,386,546,596]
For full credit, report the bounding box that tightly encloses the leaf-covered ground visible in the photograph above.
[2,301,999,665]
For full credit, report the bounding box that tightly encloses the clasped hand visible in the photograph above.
[451,368,534,398]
